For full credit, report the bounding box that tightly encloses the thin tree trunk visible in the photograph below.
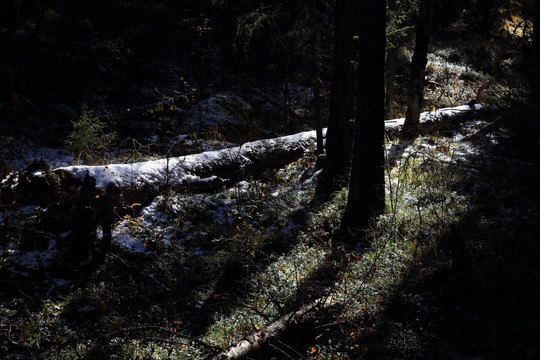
[342,0,386,234]
[311,0,324,154]
[313,71,324,154]
[532,0,540,104]
[403,0,432,137]
[323,0,358,189]
[68,174,97,260]
[385,0,397,120]
[385,46,397,120]
[283,82,288,127]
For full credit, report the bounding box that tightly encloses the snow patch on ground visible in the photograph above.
[111,161,321,253]
[2,238,60,271]
[182,91,254,133]
[2,144,75,170]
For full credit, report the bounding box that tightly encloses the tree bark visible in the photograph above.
[402,0,432,138]
[67,173,97,259]
[311,0,324,154]
[385,0,397,120]
[342,0,386,234]
[385,47,396,120]
[56,131,321,193]
[323,0,358,189]
[313,79,324,154]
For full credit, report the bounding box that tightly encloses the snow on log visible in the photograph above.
[215,299,340,360]
[383,103,492,129]
[54,130,323,191]
[54,104,489,191]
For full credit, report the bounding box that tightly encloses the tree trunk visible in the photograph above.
[68,173,97,260]
[323,0,358,189]
[311,0,324,154]
[313,69,324,154]
[532,0,540,104]
[385,46,397,120]
[402,0,432,137]
[283,82,290,130]
[342,0,386,234]
[385,0,397,120]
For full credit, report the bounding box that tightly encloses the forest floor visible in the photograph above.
[1,103,539,359]
[1,8,540,358]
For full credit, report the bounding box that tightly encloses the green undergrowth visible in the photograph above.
[2,125,539,359]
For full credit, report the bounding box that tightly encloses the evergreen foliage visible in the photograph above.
[65,106,117,164]
[233,0,333,73]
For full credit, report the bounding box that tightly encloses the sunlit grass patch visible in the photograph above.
[385,136,470,224]
[202,240,328,348]
[310,135,476,357]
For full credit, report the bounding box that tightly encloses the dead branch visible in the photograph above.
[464,114,508,142]
[215,298,340,360]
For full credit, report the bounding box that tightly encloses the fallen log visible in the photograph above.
[464,114,508,142]
[383,103,490,130]
[215,298,340,360]
[54,104,490,192]
[54,129,322,192]
[50,130,322,257]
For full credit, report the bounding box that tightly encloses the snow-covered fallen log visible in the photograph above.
[55,130,323,192]
[54,104,493,193]
[383,103,493,129]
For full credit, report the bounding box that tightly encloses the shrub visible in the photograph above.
[65,105,117,164]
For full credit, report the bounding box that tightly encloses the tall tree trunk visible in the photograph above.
[311,0,324,154]
[385,0,397,120]
[402,0,432,137]
[342,0,386,234]
[322,0,358,189]
[532,0,540,104]
[385,47,396,120]
[313,67,324,154]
